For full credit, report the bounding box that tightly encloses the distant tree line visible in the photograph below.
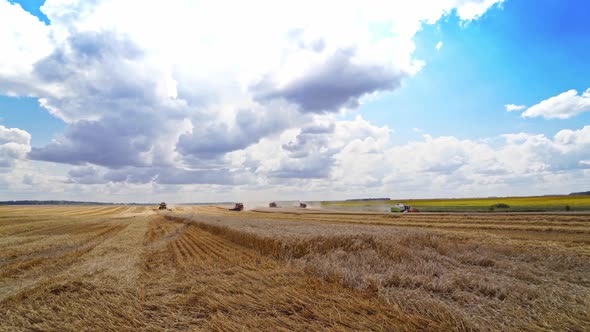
[569,191,590,196]
[0,200,114,205]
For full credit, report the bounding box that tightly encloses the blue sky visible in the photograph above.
[8,0,48,23]
[0,0,589,202]
[360,0,590,143]
[0,96,65,146]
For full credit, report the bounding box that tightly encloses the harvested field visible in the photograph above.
[0,205,589,331]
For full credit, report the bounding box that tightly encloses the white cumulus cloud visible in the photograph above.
[522,88,590,119]
[505,104,526,112]
[0,125,31,168]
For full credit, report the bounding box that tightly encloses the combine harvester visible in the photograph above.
[299,202,307,208]
[269,202,278,208]
[229,203,244,211]
[391,203,419,213]
[156,202,172,212]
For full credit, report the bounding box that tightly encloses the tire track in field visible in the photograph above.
[0,224,118,262]
[0,225,127,280]
[62,206,112,216]
[1,219,92,237]
[88,206,130,216]
[0,207,60,216]
[22,222,107,236]
[1,221,75,237]
[0,216,56,227]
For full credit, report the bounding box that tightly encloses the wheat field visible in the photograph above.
[1,205,589,331]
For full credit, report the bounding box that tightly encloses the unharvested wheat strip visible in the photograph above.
[394,220,589,230]
[396,217,590,227]
[366,221,590,233]
[467,228,590,245]
[240,212,590,230]
[406,215,589,222]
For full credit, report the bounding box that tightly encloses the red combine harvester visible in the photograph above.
[299,202,307,208]
[229,203,244,211]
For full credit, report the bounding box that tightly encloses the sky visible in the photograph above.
[0,0,589,203]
